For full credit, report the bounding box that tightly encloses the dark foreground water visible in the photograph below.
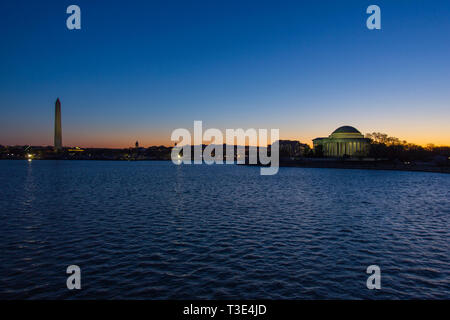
[0,160,449,299]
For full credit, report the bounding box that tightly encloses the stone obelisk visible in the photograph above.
[54,98,62,151]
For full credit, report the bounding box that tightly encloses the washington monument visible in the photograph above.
[54,98,62,151]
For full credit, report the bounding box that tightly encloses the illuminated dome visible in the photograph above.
[313,125,370,157]
[331,126,361,134]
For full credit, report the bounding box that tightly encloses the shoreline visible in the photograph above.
[274,161,450,174]
[2,158,449,174]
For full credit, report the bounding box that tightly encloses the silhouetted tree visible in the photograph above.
[314,145,324,157]
[365,132,448,161]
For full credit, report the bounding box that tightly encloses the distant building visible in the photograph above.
[54,98,62,151]
[135,141,139,148]
[313,126,370,157]
[278,140,309,158]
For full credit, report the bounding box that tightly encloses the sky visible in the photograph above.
[0,0,449,148]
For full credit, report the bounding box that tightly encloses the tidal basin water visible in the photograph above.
[0,160,449,299]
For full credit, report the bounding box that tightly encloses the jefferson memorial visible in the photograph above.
[313,126,370,157]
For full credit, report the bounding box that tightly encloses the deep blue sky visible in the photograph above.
[1,0,449,147]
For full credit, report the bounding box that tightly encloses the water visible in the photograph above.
[0,160,449,299]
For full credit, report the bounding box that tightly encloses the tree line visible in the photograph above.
[365,132,450,162]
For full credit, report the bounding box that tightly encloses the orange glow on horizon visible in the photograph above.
[2,127,450,148]
[3,135,450,149]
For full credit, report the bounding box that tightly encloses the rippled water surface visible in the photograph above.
[0,160,449,299]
